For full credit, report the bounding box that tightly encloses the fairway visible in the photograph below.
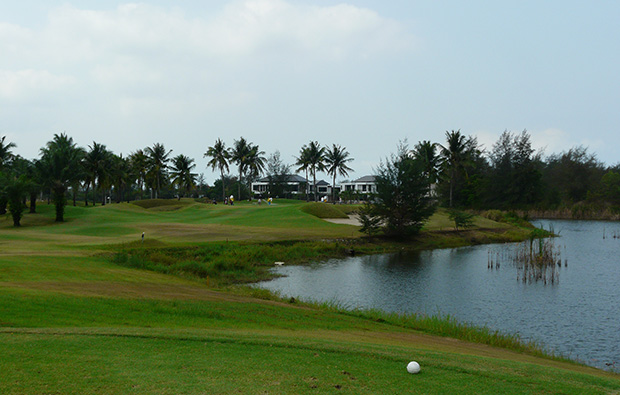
[1,200,619,394]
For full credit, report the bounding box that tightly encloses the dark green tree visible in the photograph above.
[146,143,172,199]
[205,138,231,202]
[38,133,85,222]
[231,138,266,200]
[373,144,436,237]
[5,175,28,226]
[84,141,112,206]
[413,140,440,190]
[295,145,312,201]
[266,150,291,198]
[601,171,620,205]
[170,154,197,199]
[231,137,250,201]
[110,154,131,203]
[325,144,353,203]
[129,149,149,200]
[543,146,604,204]
[307,141,325,202]
[439,130,482,207]
[487,130,542,208]
[0,136,16,170]
[244,144,266,190]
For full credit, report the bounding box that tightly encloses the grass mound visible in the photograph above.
[131,199,192,210]
[300,202,349,219]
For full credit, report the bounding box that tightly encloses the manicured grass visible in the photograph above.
[0,199,618,393]
[2,329,618,395]
[300,202,349,218]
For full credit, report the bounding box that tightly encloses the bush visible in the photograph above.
[448,209,474,231]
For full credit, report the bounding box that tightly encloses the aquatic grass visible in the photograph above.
[488,227,564,285]
[276,296,564,362]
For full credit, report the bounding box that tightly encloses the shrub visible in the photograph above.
[448,209,474,231]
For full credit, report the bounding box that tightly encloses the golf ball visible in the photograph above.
[407,361,421,374]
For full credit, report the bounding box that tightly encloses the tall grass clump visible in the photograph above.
[290,298,557,360]
[111,240,355,287]
[488,227,564,285]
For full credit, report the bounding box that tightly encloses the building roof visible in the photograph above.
[255,174,308,183]
[352,175,376,183]
[316,180,329,186]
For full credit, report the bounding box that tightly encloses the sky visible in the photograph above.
[2,0,619,184]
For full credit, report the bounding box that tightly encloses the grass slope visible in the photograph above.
[0,200,618,394]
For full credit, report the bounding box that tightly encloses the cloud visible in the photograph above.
[206,0,411,60]
[0,69,75,101]
[0,1,411,110]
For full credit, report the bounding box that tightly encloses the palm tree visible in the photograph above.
[0,136,16,171]
[110,154,131,203]
[307,141,326,202]
[294,145,312,201]
[204,138,231,202]
[170,154,197,200]
[231,137,250,201]
[245,144,266,191]
[324,144,354,203]
[83,141,112,206]
[440,130,471,207]
[413,140,440,191]
[129,149,149,199]
[38,133,85,222]
[145,143,172,199]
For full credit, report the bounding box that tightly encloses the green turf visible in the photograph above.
[0,199,618,394]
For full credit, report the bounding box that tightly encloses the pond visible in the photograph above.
[256,220,620,370]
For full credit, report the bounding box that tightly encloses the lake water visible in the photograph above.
[256,220,620,370]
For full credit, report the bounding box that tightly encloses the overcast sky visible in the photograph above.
[2,0,619,183]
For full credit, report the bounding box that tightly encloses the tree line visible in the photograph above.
[421,129,619,211]
[1,130,618,228]
[0,134,354,226]
[362,129,620,236]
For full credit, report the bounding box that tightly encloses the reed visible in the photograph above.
[488,227,565,285]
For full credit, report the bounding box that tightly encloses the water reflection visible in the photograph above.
[257,220,620,370]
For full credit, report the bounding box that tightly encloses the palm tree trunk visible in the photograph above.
[29,192,37,213]
[238,167,242,201]
[332,173,336,203]
[449,169,454,207]
[312,167,317,202]
[305,169,309,202]
[53,187,66,222]
[221,169,226,202]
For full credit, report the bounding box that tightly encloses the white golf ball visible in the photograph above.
[407,361,421,374]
